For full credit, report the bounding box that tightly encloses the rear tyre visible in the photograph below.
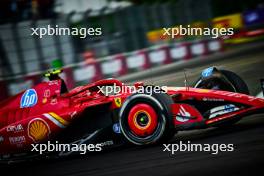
[119,92,175,145]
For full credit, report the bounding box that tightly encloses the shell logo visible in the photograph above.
[42,97,47,104]
[28,118,50,143]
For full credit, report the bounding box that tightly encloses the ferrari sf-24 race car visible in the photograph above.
[0,67,264,161]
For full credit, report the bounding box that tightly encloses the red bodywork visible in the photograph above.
[0,79,264,155]
[0,79,129,155]
[166,87,264,126]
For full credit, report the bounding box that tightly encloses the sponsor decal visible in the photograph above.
[176,106,191,122]
[100,140,114,147]
[209,104,239,119]
[113,123,121,134]
[42,89,50,104]
[9,136,26,145]
[114,97,122,107]
[28,118,50,143]
[43,112,69,128]
[219,92,244,98]
[218,91,259,102]
[6,124,24,133]
[44,89,51,97]
[202,97,224,101]
[20,89,38,108]
[48,80,59,86]
[201,67,214,78]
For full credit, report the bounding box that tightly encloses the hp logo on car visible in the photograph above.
[20,89,38,108]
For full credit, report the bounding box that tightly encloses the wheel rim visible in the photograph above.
[127,103,158,137]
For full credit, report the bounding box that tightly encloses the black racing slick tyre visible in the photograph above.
[119,92,175,145]
[215,70,249,127]
[220,70,249,95]
[194,69,249,95]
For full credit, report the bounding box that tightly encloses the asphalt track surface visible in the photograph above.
[1,42,264,176]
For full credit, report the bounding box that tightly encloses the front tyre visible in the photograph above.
[194,68,249,95]
[119,93,174,145]
[194,68,250,127]
[220,70,249,95]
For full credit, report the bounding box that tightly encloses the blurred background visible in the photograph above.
[0,0,264,100]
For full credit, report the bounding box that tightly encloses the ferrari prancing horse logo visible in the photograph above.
[114,98,122,107]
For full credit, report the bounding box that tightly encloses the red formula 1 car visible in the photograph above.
[0,67,264,162]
